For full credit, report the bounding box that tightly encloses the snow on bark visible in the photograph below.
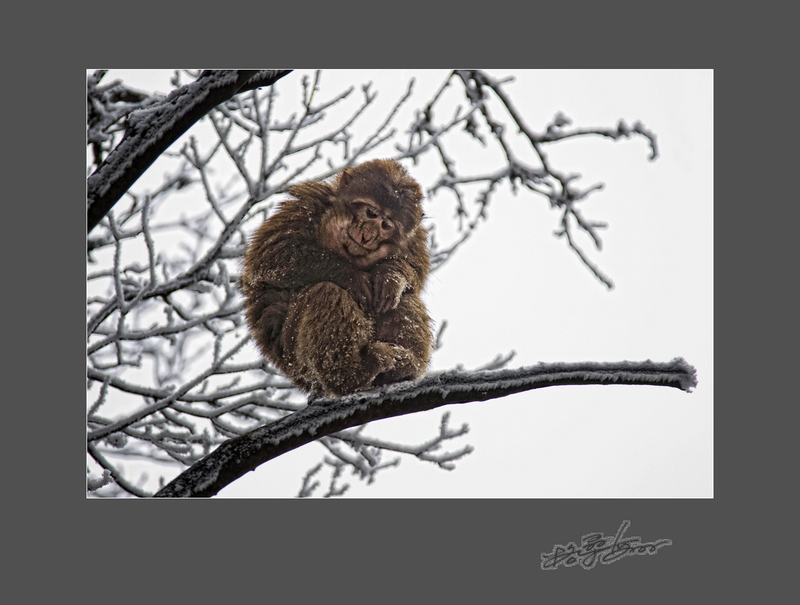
[87,70,291,233]
[154,357,696,497]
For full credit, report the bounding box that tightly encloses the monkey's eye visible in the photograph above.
[381,219,393,231]
[365,207,380,219]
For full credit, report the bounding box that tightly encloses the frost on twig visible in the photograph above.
[154,358,696,498]
[296,410,472,497]
[425,70,658,283]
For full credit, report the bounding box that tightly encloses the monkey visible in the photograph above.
[240,159,432,398]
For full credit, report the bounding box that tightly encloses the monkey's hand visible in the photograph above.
[343,271,374,312]
[371,266,408,314]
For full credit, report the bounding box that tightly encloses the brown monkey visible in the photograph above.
[241,159,432,397]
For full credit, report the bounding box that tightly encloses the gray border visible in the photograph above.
[42,4,790,600]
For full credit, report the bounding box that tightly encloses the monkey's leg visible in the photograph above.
[373,294,432,385]
[245,290,291,364]
[284,282,398,396]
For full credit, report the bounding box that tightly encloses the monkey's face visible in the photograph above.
[320,198,402,269]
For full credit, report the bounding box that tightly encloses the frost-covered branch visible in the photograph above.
[154,358,696,497]
[87,69,291,233]
[430,69,658,286]
[295,410,472,497]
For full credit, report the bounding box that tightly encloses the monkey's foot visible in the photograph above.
[370,342,422,386]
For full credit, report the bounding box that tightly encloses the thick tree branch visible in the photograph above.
[154,358,697,497]
[87,69,291,233]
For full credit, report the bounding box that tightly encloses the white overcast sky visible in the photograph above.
[91,69,713,498]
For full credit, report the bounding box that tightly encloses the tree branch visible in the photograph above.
[154,358,697,497]
[87,69,292,233]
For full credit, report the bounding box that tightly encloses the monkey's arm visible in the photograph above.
[242,219,373,308]
[370,227,430,313]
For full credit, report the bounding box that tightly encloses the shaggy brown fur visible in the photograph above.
[241,159,432,397]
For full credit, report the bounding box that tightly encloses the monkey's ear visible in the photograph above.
[338,168,353,189]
